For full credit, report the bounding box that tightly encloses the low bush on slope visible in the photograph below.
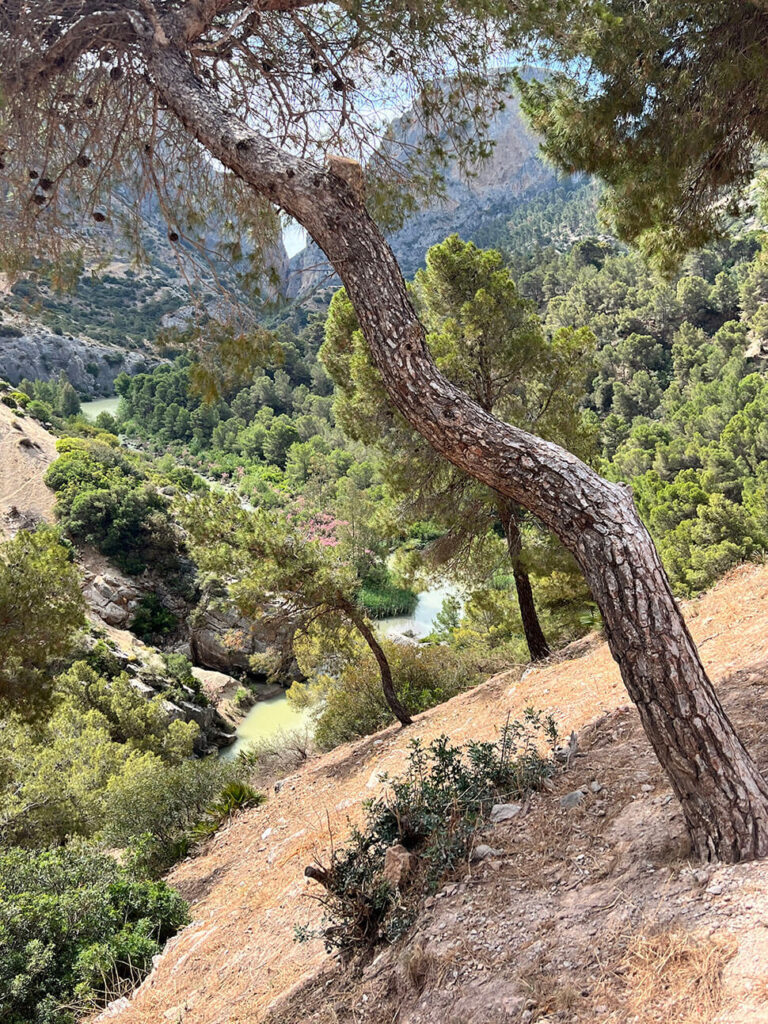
[300,710,559,956]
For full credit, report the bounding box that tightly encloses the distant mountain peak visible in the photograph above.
[285,86,560,299]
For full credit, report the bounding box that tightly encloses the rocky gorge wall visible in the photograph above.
[0,322,154,397]
[285,86,560,299]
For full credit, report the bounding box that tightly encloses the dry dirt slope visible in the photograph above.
[0,397,57,537]
[103,562,768,1024]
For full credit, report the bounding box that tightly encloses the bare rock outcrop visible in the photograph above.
[81,566,301,686]
[82,568,143,627]
[0,323,155,397]
[189,586,302,684]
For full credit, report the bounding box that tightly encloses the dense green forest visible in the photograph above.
[110,178,768,612]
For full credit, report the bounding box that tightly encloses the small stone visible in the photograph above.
[94,997,132,1021]
[693,869,710,885]
[589,780,604,794]
[560,789,586,810]
[382,844,417,889]
[641,783,654,792]
[554,731,580,763]
[471,844,503,862]
[522,1012,533,1023]
[706,883,724,896]
[490,802,522,823]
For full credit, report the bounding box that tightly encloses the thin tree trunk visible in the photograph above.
[497,496,550,661]
[344,603,412,727]
[146,37,768,861]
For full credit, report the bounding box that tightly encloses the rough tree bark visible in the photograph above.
[125,25,768,861]
[497,496,551,661]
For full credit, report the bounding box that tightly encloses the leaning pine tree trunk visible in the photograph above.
[497,496,551,661]
[344,602,412,727]
[146,40,768,862]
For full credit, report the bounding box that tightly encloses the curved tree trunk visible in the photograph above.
[344,603,412,727]
[145,38,768,861]
[497,496,550,661]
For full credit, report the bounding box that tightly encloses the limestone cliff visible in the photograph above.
[285,88,561,299]
[0,321,153,397]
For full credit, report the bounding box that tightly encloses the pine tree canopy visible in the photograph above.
[0,0,510,276]
[509,1,768,267]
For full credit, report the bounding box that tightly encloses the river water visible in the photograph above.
[378,582,458,640]
[229,583,458,751]
[224,694,312,760]
[80,395,121,421]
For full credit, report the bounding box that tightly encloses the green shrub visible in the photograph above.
[130,594,178,642]
[102,755,248,874]
[189,781,265,840]
[233,685,253,709]
[153,652,208,707]
[82,637,125,678]
[45,438,178,574]
[302,712,558,957]
[27,398,54,422]
[94,411,118,432]
[294,644,483,751]
[0,842,188,1024]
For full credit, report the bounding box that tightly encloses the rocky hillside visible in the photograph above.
[0,189,288,395]
[285,87,561,299]
[0,318,153,397]
[98,562,768,1024]
[1,84,563,388]
[0,392,294,745]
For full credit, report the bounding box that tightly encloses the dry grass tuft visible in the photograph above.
[603,927,738,1024]
[518,966,579,1019]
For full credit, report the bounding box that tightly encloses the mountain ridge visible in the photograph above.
[284,88,562,299]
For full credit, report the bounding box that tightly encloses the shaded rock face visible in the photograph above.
[82,569,143,627]
[81,568,300,687]
[0,326,154,397]
[285,87,560,299]
[189,588,301,684]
